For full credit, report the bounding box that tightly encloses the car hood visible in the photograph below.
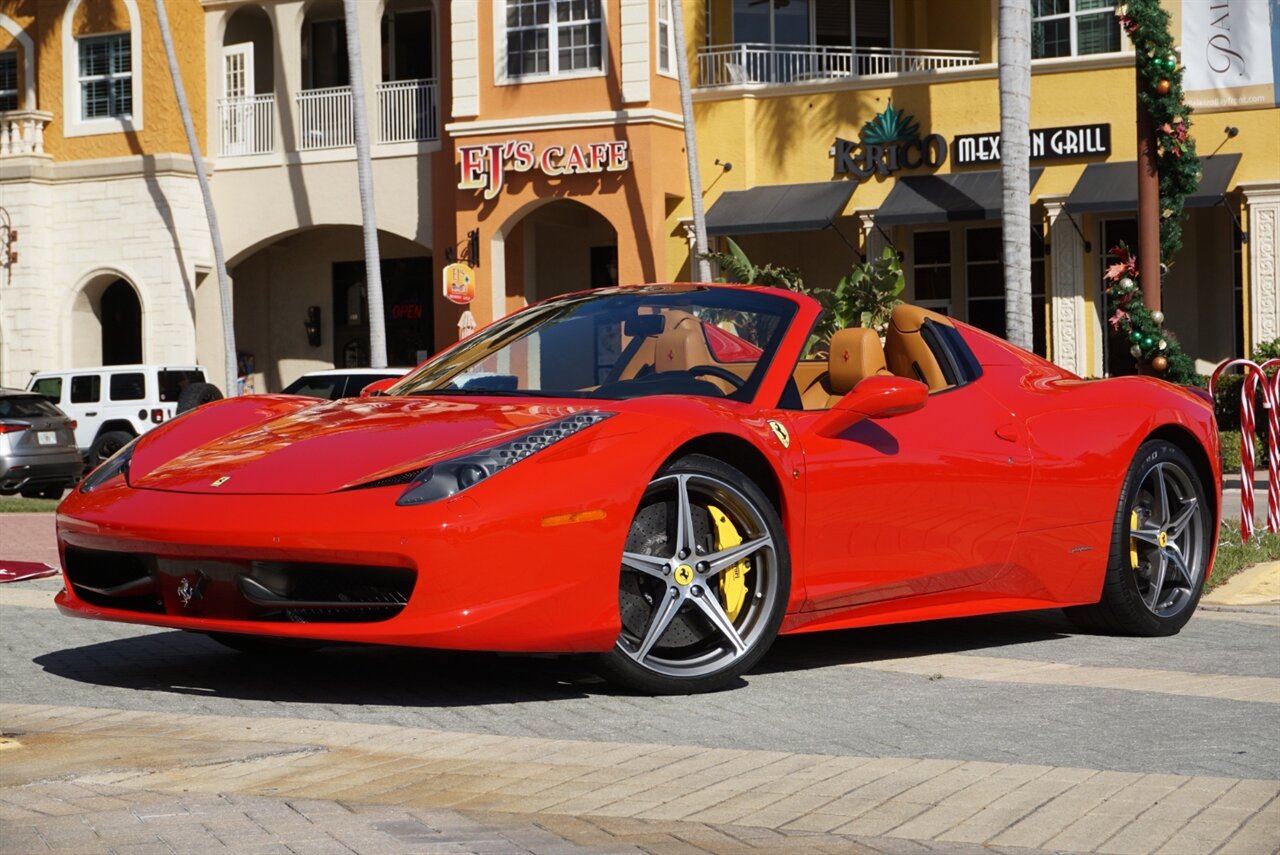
[130,396,599,495]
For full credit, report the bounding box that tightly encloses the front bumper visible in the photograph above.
[54,473,633,653]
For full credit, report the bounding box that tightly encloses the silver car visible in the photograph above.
[0,388,83,499]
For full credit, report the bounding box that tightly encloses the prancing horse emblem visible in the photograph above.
[211,476,230,487]
[176,574,204,608]
[768,419,791,449]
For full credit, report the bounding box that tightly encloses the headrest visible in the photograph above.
[654,324,713,373]
[828,328,888,395]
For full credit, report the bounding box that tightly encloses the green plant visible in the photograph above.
[1252,339,1280,363]
[701,238,804,291]
[1218,430,1265,474]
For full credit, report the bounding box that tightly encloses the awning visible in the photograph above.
[873,169,1043,226]
[704,181,856,236]
[1064,153,1241,214]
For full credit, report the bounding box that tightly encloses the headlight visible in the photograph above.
[79,436,140,493]
[397,411,614,506]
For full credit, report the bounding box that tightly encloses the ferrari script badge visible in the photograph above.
[674,565,695,586]
[768,420,791,449]
[210,476,230,488]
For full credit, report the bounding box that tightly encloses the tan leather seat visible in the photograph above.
[654,322,716,373]
[800,328,891,409]
[884,304,954,391]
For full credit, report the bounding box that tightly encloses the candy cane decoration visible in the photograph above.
[1210,359,1280,541]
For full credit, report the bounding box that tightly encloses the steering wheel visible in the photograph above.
[687,365,746,389]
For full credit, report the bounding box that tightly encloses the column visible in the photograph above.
[1242,182,1280,348]
[1043,197,1099,376]
[858,213,887,262]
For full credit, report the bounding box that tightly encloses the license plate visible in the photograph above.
[37,431,57,445]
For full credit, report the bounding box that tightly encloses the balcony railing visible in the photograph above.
[377,78,438,143]
[297,86,354,151]
[697,43,981,88]
[0,110,54,157]
[217,94,275,157]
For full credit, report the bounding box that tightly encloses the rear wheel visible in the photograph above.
[596,455,789,694]
[88,430,133,469]
[1066,440,1211,636]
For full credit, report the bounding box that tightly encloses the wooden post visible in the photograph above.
[1136,68,1161,312]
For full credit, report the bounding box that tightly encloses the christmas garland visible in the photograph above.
[1105,1,1203,383]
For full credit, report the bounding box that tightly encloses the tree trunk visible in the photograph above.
[670,0,711,282]
[342,0,387,368]
[999,0,1033,351]
[152,0,238,393]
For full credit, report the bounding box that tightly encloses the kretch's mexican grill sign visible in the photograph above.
[458,140,631,200]
[952,124,1111,166]
[831,102,947,179]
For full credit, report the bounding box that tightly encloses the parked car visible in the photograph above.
[0,388,83,498]
[281,368,410,400]
[53,286,1219,695]
[27,365,220,466]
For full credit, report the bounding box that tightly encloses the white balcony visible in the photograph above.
[376,78,438,144]
[217,94,275,157]
[297,86,354,151]
[0,110,54,157]
[697,43,981,88]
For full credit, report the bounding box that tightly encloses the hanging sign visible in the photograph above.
[442,262,476,306]
[831,101,947,180]
[952,124,1112,166]
[1181,0,1279,112]
[458,140,631,200]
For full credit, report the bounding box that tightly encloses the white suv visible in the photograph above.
[27,365,218,465]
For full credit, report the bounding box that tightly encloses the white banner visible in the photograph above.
[1181,0,1279,113]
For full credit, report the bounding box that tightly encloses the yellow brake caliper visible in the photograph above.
[1130,510,1141,570]
[708,505,750,621]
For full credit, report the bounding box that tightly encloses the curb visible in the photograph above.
[1203,560,1280,606]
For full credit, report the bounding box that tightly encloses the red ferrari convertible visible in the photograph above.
[55,285,1219,693]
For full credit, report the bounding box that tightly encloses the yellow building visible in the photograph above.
[684,0,1280,378]
[2,0,1277,392]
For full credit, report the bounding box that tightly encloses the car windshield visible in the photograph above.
[0,395,63,420]
[392,287,797,402]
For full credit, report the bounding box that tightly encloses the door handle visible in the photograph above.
[85,411,98,417]
[994,423,1019,442]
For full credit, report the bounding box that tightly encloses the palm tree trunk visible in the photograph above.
[152,0,238,393]
[670,0,711,282]
[342,0,387,368]
[999,0,1032,351]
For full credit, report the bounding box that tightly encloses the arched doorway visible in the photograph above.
[230,226,433,392]
[71,275,143,367]
[506,200,618,305]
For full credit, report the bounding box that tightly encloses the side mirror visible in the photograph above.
[361,377,400,397]
[808,375,928,438]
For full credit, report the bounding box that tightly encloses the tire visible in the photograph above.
[1066,439,1212,636]
[20,484,66,500]
[203,632,322,655]
[596,454,790,694]
[177,382,223,414]
[88,430,134,469]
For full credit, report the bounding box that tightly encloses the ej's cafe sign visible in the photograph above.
[459,139,631,200]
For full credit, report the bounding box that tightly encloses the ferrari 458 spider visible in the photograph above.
[55,284,1220,693]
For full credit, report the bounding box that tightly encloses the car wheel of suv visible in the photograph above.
[177,382,223,414]
[89,430,134,468]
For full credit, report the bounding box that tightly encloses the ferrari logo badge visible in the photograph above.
[1157,530,1168,548]
[210,476,230,488]
[841,350,850,362]
[768,420,791,449]
[176,574,204,608]
[674,565,694,586]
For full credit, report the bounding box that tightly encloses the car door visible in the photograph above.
[106,370,149,433]
[796,378,1033,613]
[64,374,103,454]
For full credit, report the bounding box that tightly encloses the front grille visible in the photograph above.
[63,548,416,623]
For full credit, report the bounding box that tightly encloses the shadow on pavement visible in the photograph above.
[32,609,1074,705]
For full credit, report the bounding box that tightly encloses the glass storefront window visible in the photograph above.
[1032,0,1120,59]
[912,231,952,313]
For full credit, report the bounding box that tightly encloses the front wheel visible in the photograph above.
[1066,439,1212,636]
[596,454,790,694]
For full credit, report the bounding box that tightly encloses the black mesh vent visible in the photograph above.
[349,468,426,491]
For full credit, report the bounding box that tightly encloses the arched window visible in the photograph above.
[61,0,144,136]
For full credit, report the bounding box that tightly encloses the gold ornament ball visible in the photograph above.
[1156,79,1171,95]
[1152,355,1169,372]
